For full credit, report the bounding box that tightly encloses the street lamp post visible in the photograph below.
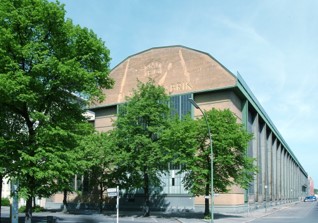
[188,98,214,223]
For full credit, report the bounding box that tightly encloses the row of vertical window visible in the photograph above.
[117,93,192,119]
[165,94,191,194]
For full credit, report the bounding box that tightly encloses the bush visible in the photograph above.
[1,197,11,206]
[18,205,44,213]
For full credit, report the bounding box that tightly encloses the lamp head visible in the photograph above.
[188,98,200,109]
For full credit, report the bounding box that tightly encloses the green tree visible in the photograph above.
[78,131,126,213]
[162,109,256,218]
[32,122,95,209]
[0,106,26,219]
[113,80,171,216]
[0,0,113,222]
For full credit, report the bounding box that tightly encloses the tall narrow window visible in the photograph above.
[170,93,192,119]
[172,178,175,186]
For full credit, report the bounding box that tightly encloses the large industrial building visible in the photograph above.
[89,45,309,212]
[1,45,309,213]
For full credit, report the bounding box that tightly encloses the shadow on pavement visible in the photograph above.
[1,210,244,222]
[102,210,243,220]
[214,213,243,219]
[0,216,48,223]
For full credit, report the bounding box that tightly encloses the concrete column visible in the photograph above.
[260,122,266,202]
[286,152,290,200]
[281,150,285,200]
[292,158,295,199]
[286,155,289,200]
[277,144,282,202]
[281,147,284,201]
[296,167,299,199]
[280,146,284,201]
[294,162,297,199]
[272,138,277,202]
[291,158,294,199]
[252,113,259,202]
[285,152,289,200]
[267,132,272,201]
[288,154,291,200]
[290,159,294,200]
[294,165,297,199]
[296,166,298,198]
[284,155,289,200]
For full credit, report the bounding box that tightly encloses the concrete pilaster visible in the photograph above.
[260,122,266,202]
[252,113,259,202]
[267,132,272,201]
[277,144,282,201]
[272,138,277,202]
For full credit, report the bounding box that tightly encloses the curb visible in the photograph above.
[244,202,298,223]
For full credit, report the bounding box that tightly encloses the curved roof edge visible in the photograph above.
[236,73,308,177]
[111,45,236,80]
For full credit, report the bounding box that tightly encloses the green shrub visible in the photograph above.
[18,205,26,213]
[1,197,11,206]
[18,205,44,213]
[34,205,44,212]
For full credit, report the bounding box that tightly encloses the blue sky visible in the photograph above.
[59,0,318,186]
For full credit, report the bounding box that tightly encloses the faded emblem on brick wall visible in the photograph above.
[144,61,163,79]
[144,61,192,93]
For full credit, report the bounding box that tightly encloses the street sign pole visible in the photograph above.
[107,187,119,223]
[116,186,119,223]
[11,179,18,223]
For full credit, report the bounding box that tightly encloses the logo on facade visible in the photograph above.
[144,60,193,93]
[144,61,163,79]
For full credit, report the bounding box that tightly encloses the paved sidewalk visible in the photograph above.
[1,202,297,223]
[161,202,297,223]
[104,202,297,223]
[212,202,296,223]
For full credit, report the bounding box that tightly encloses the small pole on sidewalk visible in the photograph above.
[247,198,250,216]
[10,179,18,223]
[265,185,268,213]
[247,187,250,217]
[116,186,119,223]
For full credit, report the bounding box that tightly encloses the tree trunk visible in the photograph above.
[25,122,35,223]
[143,171,150,217]
[204,182,210,218]
[25,196,32,223]
[99,182,103,213]
[0,174,3,223]
[63,189,68,213]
